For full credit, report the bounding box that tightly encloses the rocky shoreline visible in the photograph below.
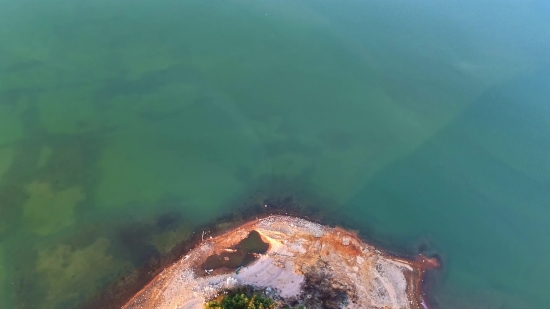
[122,215,438,309]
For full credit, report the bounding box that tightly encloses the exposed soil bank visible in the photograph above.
[123,215,438,309]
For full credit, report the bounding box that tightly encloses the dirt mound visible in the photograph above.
[123,215,435,309]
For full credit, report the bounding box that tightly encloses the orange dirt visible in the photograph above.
[123,215,436,309]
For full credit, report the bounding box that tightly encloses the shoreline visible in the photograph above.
[122,215,439,309]
[83,199,441,309]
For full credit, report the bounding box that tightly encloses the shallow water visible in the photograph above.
[202,230,268,271]
[0,0,549,308]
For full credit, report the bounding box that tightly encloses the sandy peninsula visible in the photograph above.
[122,215,438,309]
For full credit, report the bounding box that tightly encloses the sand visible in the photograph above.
[123,215,436,309]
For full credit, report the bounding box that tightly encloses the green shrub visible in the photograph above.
[206,293,275,309]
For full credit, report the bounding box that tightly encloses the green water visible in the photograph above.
[0,0,549,308]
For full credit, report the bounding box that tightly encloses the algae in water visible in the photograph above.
[22,182,85,235]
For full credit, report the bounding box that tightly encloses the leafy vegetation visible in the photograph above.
[206,293,275,309]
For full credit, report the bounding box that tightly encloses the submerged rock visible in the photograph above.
[123,215,437,309]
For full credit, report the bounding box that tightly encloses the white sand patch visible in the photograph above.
[235,255,304,298]
[124,215,427,309]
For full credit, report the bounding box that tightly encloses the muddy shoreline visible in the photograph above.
[82,194,441,309]
[81,194,320,309]
[122,215,439,308]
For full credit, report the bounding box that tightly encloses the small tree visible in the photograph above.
[206,293,275,309]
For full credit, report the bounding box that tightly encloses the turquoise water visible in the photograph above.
[0,0,549,308]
